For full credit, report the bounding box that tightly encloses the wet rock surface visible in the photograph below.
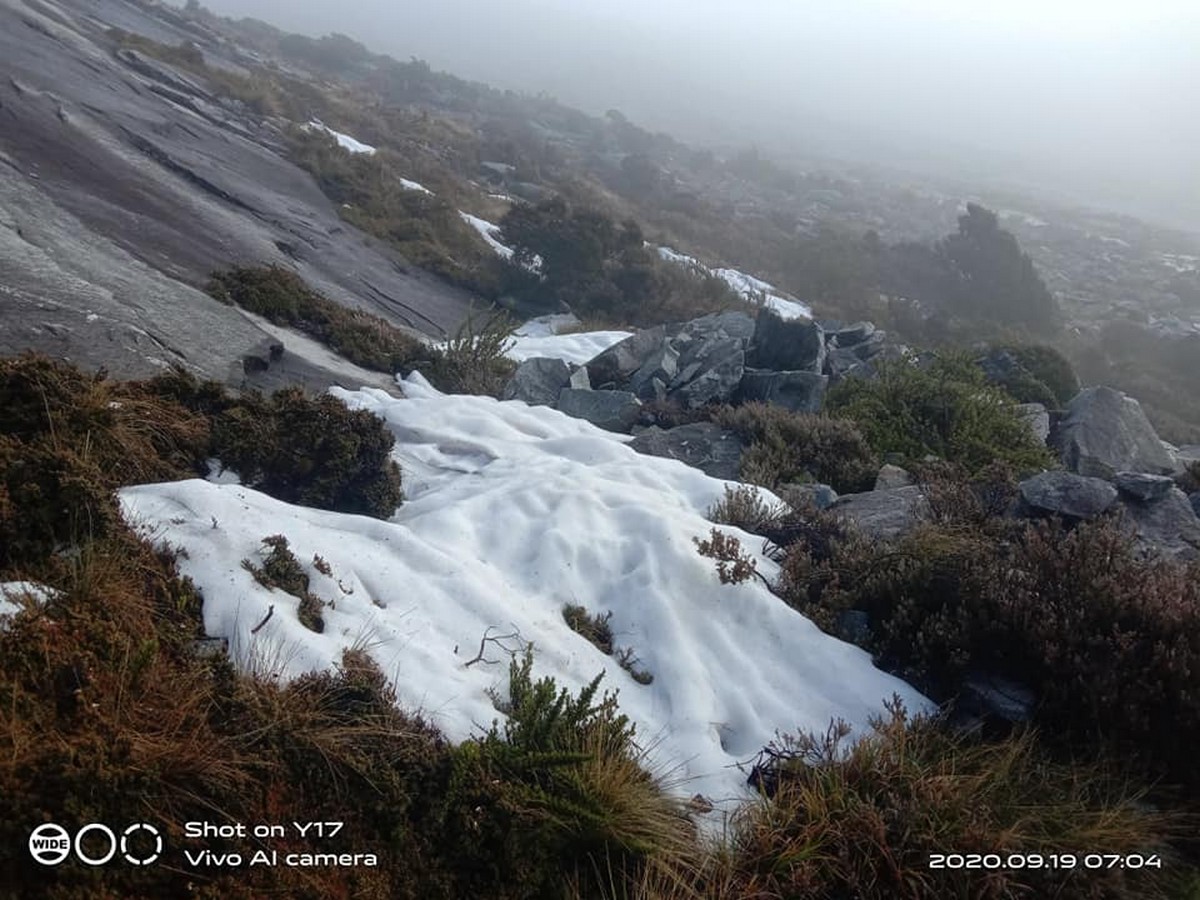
[0,0,475,391]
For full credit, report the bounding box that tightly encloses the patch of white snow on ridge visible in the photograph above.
[118,375,928,817]
[656,246,812,320]
[306,120,376,155]
[459,212,514,260]
[400,178,432,195]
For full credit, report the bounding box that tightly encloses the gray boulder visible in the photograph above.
[671,341,745,409]
[557,389,642,433]
[1056,386,1176,479]
[1120,488,1200,561]
[1015,403,1050,445]
[825,346,866,381]
[738,369,828,413]
[874,464,914,491]
[501,357,571,406]
[1018,471,1118,520]
[628,344,679,402]
[780,483,839,511]
[960,672,1036,726]
[567,365,592,390]
[829,322,876,348]
[748,310,826,374]
[830,485,930,542]
[850,329,888,361]
[628,423,746,481]
[584,326,668,388]
[1114,471,1176,503]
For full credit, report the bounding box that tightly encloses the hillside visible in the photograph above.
[3,1,1200,898]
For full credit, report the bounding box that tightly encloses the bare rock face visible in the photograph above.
[738,369,828,414]
[1055,387,1177,480]
[0,0,475,392]
[1015,403,1051,445]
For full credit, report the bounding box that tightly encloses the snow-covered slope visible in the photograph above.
[460,212,515,260]
[119,375,928,815]
[656,246,812,320]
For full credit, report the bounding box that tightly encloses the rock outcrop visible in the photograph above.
[628,423,746,481]
[1055,387,1177,480]
[1018,471,1119,520]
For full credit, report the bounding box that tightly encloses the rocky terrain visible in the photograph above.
[0,0,476,390]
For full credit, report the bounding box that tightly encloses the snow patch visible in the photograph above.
[459,212,514,260]
[400,178,432,195]
[656,246,812,320]
[0,582,58,627]
[119,376,929,818]
[306,120,376,155]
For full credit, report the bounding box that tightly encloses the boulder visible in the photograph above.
[959,672,1036,726]
[584,325,668,388]
[567,365,592,390]
[829,322,876,348]
[850,329,888,361]
[1055,386,1176,479]
[1114,471,1176,503]
[830,485,930,542]
[874,464,914,491]
[628,343,679,402]
[780,483,839,510]
[671,342,745,409]
[501,356,571,406]
[748,310,826,374]
[242,338,284,375]
[1015,402,1050,445]
[557,389,642,433]
[628,423,746,481]
[1121,488,1200,561]
[825,346,865,381]
[738,369,828,414]
[1018,471,1118,520]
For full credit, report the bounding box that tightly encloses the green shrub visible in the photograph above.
[826,353,1054,474]
[212,387,403,519]
[711,403,877,493]
[428,308,518,396]
[997,343,1081,407]
[242,535,326,632]
[473,649,690,887]
[719,702,1181,900]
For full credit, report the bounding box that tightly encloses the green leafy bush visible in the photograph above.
[997,342,1080,406]
[212,386,403,519]
[826,354,1054,474]
[711,403,877,493]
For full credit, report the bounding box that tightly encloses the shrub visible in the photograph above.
[993,342,1080,406]
[473,650,690,890]
[429,307,518,396]
[207,265,434,374]
[718,702,1181,900]
[826,353,1054,474]
[706,484,791,535]
[241,535,326,633]
[711,403,877,494]
[776,498,1200,803]
[564,604,615,655]
[694,529,758,585]
[211,387,403,518]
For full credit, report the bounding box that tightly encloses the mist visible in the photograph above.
[196,0,1200,232]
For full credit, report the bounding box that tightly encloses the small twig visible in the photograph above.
[250,605,274,634]
[463,625,525,667]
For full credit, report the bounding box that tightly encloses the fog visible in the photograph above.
[199,0,1199,232]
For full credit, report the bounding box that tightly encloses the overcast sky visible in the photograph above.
[200,0,1200,231]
